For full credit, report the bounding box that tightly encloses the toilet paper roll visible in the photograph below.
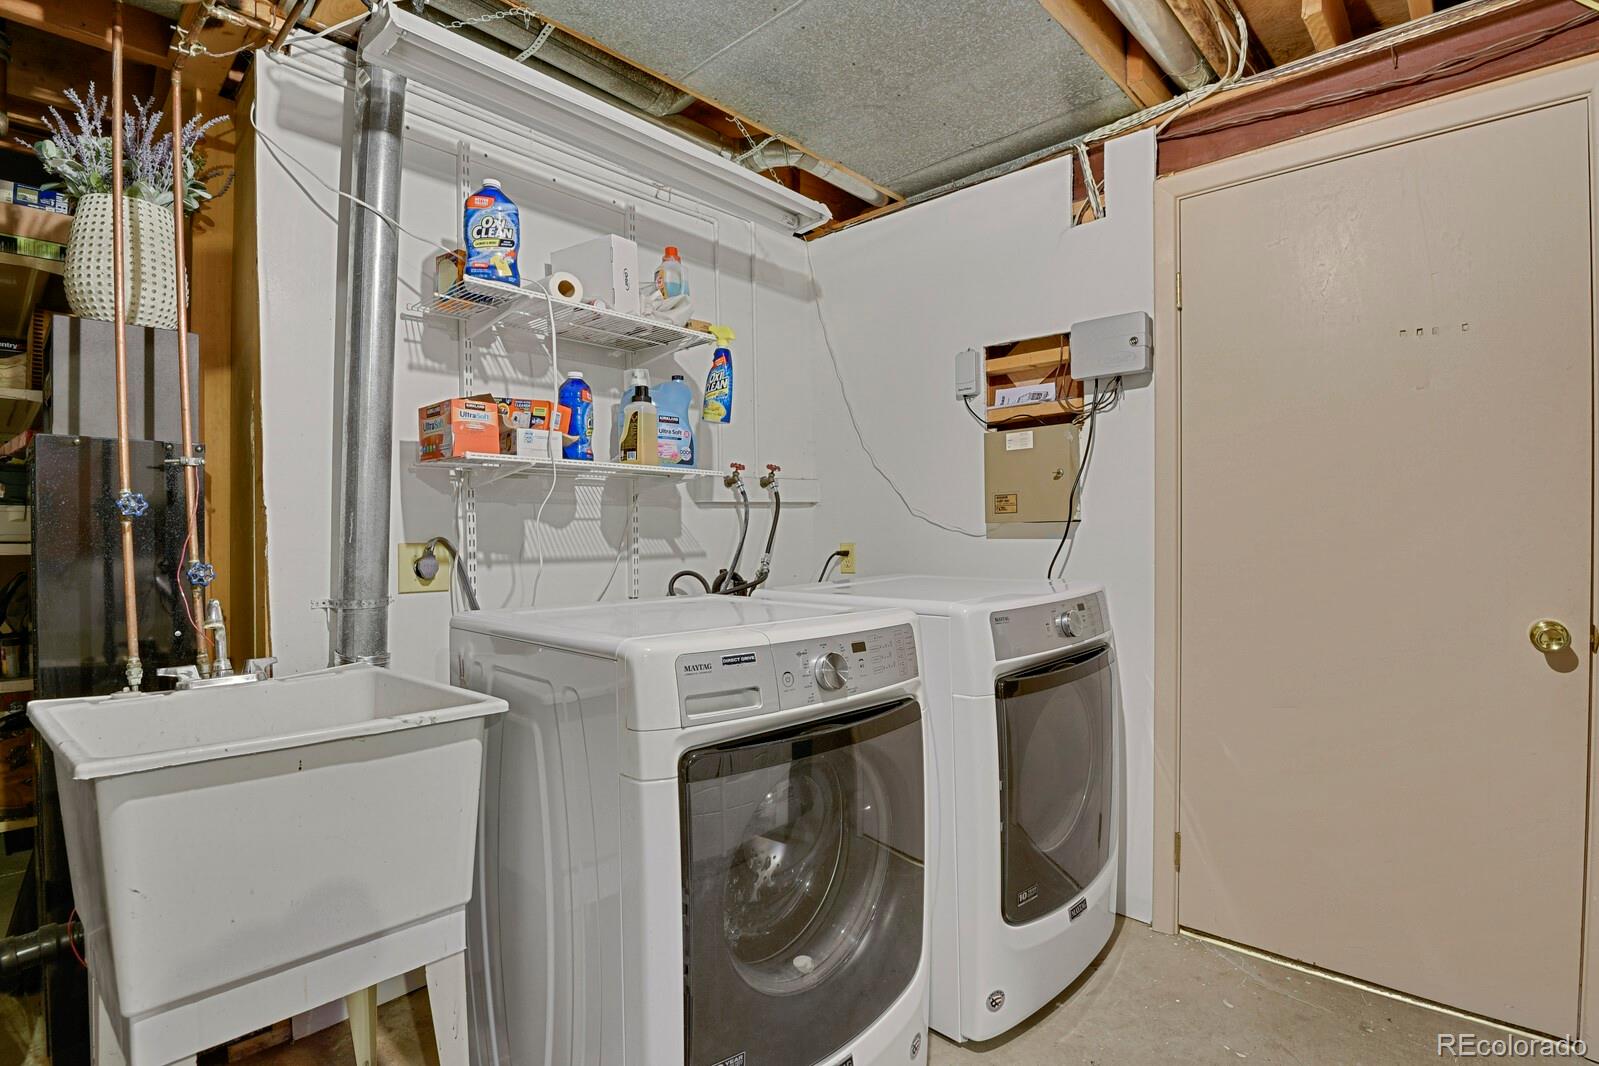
[544,271,584,303]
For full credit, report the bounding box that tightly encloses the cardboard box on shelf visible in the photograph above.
[495,396,569,452]
[0,202,71,246]
[418,396,499,461]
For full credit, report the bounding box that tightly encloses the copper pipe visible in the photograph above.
[111,4,143,691]
[168,68,212,677]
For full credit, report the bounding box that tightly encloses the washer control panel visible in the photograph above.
[772,622,918,710]
[991,591,1108,661]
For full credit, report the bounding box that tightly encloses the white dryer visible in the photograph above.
[450,596,933,1066]
[759,576,1119,1042]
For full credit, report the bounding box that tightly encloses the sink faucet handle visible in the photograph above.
[244,657,279,681]
[156,666,202,689]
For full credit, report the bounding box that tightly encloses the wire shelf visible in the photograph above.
[416,451,722,486]
[409,276,715,355]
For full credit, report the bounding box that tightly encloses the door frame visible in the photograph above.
[1152,52,1599,1038]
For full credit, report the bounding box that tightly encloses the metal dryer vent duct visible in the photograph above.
[1103,0,1214,90]
[421,0,693,116]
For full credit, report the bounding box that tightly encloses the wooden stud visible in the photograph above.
[1408,0,1435,20]
[1303,0,1353,53]
[0,0,175,68]
[1126,39,1173,108]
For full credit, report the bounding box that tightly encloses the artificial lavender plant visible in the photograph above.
[29,83,228,213]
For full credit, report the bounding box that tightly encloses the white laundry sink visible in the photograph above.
[29,664,506,1066]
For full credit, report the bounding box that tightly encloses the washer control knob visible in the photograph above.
[813,651,849,691]
[1054,610,1076,638]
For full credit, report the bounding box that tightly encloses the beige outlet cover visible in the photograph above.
[398,542,451,594]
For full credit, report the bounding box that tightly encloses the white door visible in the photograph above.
[1176,99,1593,1035]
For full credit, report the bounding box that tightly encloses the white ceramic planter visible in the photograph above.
[64,193,180,330]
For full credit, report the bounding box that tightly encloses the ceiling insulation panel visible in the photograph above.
[528,0,1140,196]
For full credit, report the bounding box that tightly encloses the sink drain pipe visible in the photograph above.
[329,63,407,668]
[0,922,82,978]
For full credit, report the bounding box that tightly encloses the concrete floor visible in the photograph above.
[0,919,1558,1065]
[217,919,1553,1066]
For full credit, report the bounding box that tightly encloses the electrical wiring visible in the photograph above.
[804,243,986,539]
[1047,380,1104,580]
[523,275,562,608]
[817,549,849,583]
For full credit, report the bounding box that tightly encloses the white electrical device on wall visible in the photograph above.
[1069,311,1152,380]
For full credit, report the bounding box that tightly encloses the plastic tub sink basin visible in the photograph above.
[28,664,506,1066]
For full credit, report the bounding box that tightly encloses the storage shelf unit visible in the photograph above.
[409,276,715,355]
[0,678,32,693]
[0,388,44,437]
[417,452,720,487]
[0,542,29,556]
[0,816,36,834]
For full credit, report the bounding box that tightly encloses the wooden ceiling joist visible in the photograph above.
[1163,0,1275,77]
[0,0,175,69]
[1037,0,1174,109]
[1302,0,1353,53]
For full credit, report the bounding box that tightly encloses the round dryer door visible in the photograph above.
[679,699,925,1066]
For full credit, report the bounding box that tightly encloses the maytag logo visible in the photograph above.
[1069,897,1089,921]
[682,662,713,674]
[722,653,758,666]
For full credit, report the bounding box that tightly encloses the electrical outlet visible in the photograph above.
[839,542,856,575]
[398,542,452,594]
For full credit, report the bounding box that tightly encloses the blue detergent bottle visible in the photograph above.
[559,372,593,460]
[654,374,695,466]
[464,179,520,284]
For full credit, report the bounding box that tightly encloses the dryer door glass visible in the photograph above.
[996,644,1113,926]
[679,699,925,1066]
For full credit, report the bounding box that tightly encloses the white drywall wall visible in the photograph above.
[251,52,826,680]
[805,133,1158,921]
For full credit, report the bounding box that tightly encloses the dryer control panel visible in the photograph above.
[771,622,918,711]
[991,590,1108,661]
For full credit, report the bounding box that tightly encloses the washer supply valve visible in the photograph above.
[186,561,217,588]
[759,463,780,489]
[115,491,149,518]
[723,462,746,489]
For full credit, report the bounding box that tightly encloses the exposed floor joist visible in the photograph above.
[0,0,175,69]
[1037,0,1175,108]
[1302,0,1354,52]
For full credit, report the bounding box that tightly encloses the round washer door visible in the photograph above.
[680,699,925,1066]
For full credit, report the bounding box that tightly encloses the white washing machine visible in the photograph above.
[450,596,934,1066]
[759,576,1119,1042]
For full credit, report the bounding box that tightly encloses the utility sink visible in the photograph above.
[29,664,506,1066]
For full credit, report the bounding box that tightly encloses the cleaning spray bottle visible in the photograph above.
[702,325,736,425]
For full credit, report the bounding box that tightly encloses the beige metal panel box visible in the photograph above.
[984,422,1080,525]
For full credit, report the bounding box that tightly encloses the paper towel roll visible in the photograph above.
[544,271,583,302]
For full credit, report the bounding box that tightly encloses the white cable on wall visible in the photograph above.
[803,242,986,540]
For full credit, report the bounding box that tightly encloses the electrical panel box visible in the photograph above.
[983,422,1081,525]
[1069,310,1152,381]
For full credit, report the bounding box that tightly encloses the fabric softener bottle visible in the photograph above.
[464,179,519,285]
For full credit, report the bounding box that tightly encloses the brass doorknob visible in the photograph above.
[1530,620,1573,654]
